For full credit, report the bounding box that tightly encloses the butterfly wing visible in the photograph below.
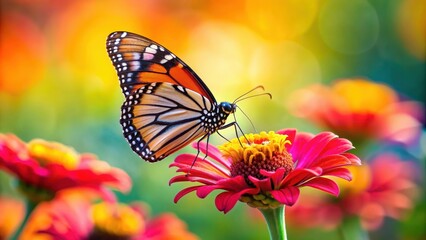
[106,31,216,102]
[121,82,214,162]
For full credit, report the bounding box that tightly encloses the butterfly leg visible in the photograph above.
[231,111,251,144]
[218,121,250,147]
[186,134,210,176]
[216,131,231,143]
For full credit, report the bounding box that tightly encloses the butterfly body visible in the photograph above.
[107,31,236,162]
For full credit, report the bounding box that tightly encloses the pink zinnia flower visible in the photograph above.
[170,129,361,213]
[288,79,424,146]
[26,193,198,240]
[0,133,131,202]
[286,153,419,231]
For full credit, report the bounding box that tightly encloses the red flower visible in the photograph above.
[288,79,424,145]
[26,193,198,240]
[170,129,361,213]
[21,191,93,240]
[344,153,419,230]
[286,153,419,230]
[0,133,131,202]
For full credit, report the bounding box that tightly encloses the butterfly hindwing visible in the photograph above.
[120,82,215,162]
[106,31,216,102]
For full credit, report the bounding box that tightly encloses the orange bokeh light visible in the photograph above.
[0,11,47,95]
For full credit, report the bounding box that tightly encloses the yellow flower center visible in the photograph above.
[27,139,80,169]
[91,203,143,239]
[332,79,397,114]
[220,131,293,184]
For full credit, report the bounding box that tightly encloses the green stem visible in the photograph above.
[11,200,38,240]
[259,205,287,240]
[338,217,369,240]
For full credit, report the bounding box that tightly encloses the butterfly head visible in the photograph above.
[219,102,237,115]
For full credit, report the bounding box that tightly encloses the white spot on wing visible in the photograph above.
[130,61,140,71]
[133,53,141,60]
[145,47,157,54]
[143,53,154,60]
[176,85,185,92]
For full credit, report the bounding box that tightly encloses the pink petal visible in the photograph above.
[169,175,219,185]
[321,137,354,157]
[278,129,313,162]
[215,187,259,213]
[170,153,196,166]
[286,132,313,161]
[173,186,200,203]
[300,177,340,196]
[270,186,300,206]
[281,168,322,186]
[296,132,337,169]
[216,176,252,192]
[171,154,230,179]
[249,176,273,191]
[169,175,190,184]
[259,168,288,187]
[194,142,232,168]
[323,168,353,181]
[196,185,221,198]
[343,153,362,165]
[215,192,242,213]
[311,155,353,170]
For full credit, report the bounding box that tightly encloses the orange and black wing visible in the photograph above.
[106,31,216,102]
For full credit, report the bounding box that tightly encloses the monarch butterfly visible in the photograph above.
[106,31,266,162]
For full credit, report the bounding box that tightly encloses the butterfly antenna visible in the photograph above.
[236,105,257,132]
[233,85,266,104]
[234,92,272,104]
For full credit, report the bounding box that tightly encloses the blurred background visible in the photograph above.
[1,0,425,239]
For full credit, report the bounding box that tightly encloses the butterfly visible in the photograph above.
[106,31,248,162]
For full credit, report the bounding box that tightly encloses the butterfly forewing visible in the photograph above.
[120,82,215,162]
[107,31,235,162]
[106,31,216,102]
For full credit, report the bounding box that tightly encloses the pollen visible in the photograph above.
[220,131,294,184]
[27,139,80,169]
